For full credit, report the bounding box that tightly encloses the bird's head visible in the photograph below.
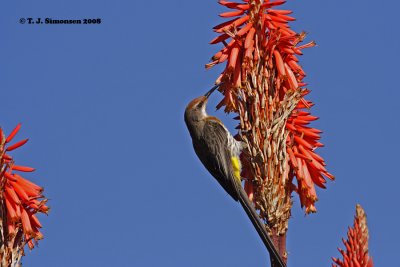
[184,84,220,124]
[184,95,208,124]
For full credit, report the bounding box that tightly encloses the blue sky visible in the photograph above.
[0,0,399,266]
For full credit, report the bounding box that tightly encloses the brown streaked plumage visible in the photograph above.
[185,95,241,200]
[184,86,286,267]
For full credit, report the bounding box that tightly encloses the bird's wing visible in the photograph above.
[194,119,286,266]
[193,119,286,266]
[193,118,240,201]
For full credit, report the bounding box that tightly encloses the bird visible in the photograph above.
[184,84,286,267]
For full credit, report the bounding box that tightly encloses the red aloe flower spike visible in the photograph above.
[207,0,333,263]
[332,205,374,267]
[207,0,333,264]
[0,123,49,267]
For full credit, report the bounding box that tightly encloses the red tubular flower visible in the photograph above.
[0,124,49,250]
[207,0,332,227]
[332,204,374,267]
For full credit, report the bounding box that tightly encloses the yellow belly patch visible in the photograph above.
[231,157,241,184]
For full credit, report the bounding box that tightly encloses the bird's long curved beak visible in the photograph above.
[204,83,221,98]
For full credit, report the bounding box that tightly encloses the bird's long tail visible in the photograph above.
[237,186,286,267]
